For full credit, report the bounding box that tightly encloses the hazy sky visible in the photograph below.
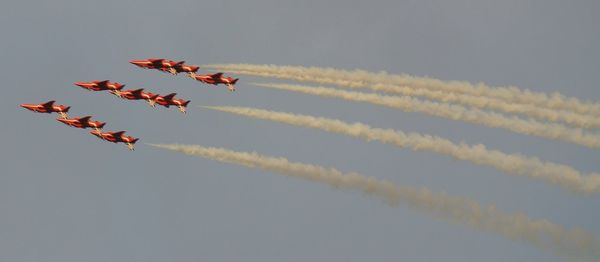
[1,1,599,261]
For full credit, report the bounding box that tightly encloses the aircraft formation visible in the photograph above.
[21,100,139,150]
[75,80,191,113]
[130,58,239,92]
[21,58,239,150]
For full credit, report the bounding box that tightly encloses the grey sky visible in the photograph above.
[1,0,599,261]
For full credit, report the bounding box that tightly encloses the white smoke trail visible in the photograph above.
[203,64,600,118]
[253,82,600,129]
[201,106,600,195]
[252,83,600,148]
[149,143,600,261]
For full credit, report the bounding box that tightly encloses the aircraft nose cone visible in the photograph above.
[90,130,101,137]
[74,82,90,88]
[129,60,145,66]
[20,104,34,110]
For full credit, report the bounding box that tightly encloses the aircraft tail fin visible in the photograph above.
[113,131,126,137]
[79,116,92,122]
[42,100,56,107]
[162,93,177,100]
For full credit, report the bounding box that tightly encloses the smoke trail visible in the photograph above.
[253,82,600,129]
[201,105,600,195]
[149,143,600,261]
[203,64,600,118]
[252,83,600,148]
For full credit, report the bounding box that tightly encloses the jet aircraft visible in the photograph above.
[109,88,161,107]
[173,63,200,77]
[154,93,191,113]
[21,100,70,119]
[129,58,184,75]
[90,130,139,151]
[192,72,238,91]
[57,116,105,131]
[75,80,125,96]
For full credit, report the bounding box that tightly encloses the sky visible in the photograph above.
[1,0,599,261]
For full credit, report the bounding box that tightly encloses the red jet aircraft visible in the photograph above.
[57,116,106,131]
[74,80,125,96]
[154,93,191,113]
[21,100,70,119]
[90,130,139,151]
[129,58,184,75]
[173,63,200,77]
[192,72,238,91]
[109,88,160,107]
